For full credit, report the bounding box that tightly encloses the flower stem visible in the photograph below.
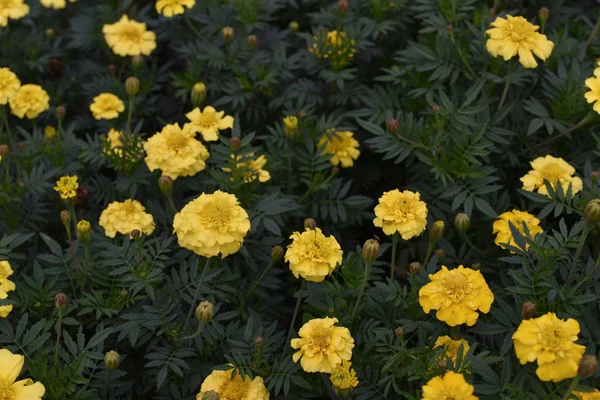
[182,257,211,336]
[497,70,511,111]
[423,240,435,267]
[285,279,306,351]
[245,259,275,300]
[561,375,581,400]
[451,326,459,340]
[182,323,206,340]
[66,228,83,289]
[390,233,399,280]
[351,259,373,326]
[537,111,595,147]
[54,309,64,367]
[126,94,134,134]
[165,193,177,213]
[569,224,590,281]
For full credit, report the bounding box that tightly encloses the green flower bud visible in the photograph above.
[271,246,284,260]
[54,293,67,309]
[158,175,173,196]
[584,199,600,224]
[362,239,380,263]
[222,26,234,43]
[191,82,206,107]
[125,77,139,96]
[104,350,120,371]
[195,301,214,324]
[77,220,92,244]
[454,213,470,233]
[429,221,445,242]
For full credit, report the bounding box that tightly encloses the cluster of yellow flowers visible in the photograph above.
[53,175,79,200]
[0,68,50,120]
[308,30,357,71]
[0,261,15,318]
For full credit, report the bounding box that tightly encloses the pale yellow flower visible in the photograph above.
[0,68,20,105]
[222,153,270,183]
[421,371,478,400]
[156,0,195,17]
[9,84,50,119]
[284,228,342,282]
[90,93,125,120]
[585,68,600,115]
[195,368,269,400]
[0,348,45,398]
[373,189,428,240]
[185,106,234,142]
[433,335,470,364]
[574,390,600,400]
[99,199,155,238]
[317,130,360,168]
[0,260,16,293]
[53,175,78,200]
[329,360,358,390]
[0,288,12,318]
[103,15,157,57]
[520,155,582,197]
[0,0,29,27]
[39,0,77,9]
[493,209,543,251]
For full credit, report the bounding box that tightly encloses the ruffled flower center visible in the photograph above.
[166,133,188,152]
[199,201,232,229]
[118,25,143,44]
[219,376,250,400]
[539,162,568,184]
[441,273,472,302]
[0,383,15,400]
[121,202,138,215]
[194,110,218,128]
[390,199,415,222]
[505,19,536,44]
[310,324,332,350]
[539,325,569,353]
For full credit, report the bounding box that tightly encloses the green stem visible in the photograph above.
[165,193,177,213]
[423,241,435,267]
[537,111,595,147]
[451,326,459,340]
[103,370,111,400]
[569,224,590,281]
[82,243,90,277]
[54,310,63,367]
[126,94,134,134]
[351,260,373,326]
[135,237,144,265]
[285,279,306,352]
[561,375,581,400]
[67,228,83,288]
[497,67,511,111]
[390,233,399,280]
[182,323,206,340]
[182,258,211,336]
[68,202,79,226]
[245,260,275,300]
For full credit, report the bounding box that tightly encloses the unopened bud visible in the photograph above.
[222,26,234,43]
[45,28,55,40]
[409,262,421,274]
[254,336,264,346]
[131,55,143,69]
[592,171,599,179]
[578,355,598,378]
[54,293,67,309]
[104,351,120,371]
[108,64,116,73]
[521,302,536,319]
[158,175,173,196]
[271,246,284,260]
[0,145,9,157]
[195,301,214,324]
[130,229,141,239]
[362,239,380,263]
[395,327,405,337]
[434,249,445,263]
[432,105,440,113]
[202,391,220,400]
[304,218,317,230]
[585,199,600,224]
[454,213,470,232]
[18,143,25,151]
[298,110,307,118]
[75,187,88,208]
[332,166,340,175]
[229,137,241,151]
[386,119,399,133]
[539,7,549,22]
[446,24,454,32]
[247,34,258,48]
[55,106,66,120]
[283,116,298,137]
[77,220,92,244]
[471,263,481,271]
[289,21,299,32]
[45,126,57,140]
[429,221,445,242]
[191,82,206,106]
[60,210,71,226]
[125,77,139,96]
[338,0,348,12]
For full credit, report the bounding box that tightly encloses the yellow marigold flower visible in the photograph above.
[493,209,543,251]
[421,371,478,400]
[0,0,29,27]
[90,93,125,120]
[222,153,271,183]
[433,335,470,363]
[284,227,343,282]
[53,175,78,200]
[99,199,155,238]
[317,130,360,168]
[144,123,209,180]
[485,15,554,68]
[0,260,15,293]
[0,68,20,105]
[185,106,234,142]
[44,125,56,140]
[103,15,157,57]
[39,0,77,9]
[574,390,600,400]
[291,317,354,373]
[156,0,195,17]
[173,190,251,258]
[419,265,494,327]
[195,368,269,400]
[329,360,359,390]
[513,312,585,382]
[585,68,600,115]
[0,348,45,398]
[0,288,12,318]
[373,189,428,239]
[283,116,298,136]
[9,84,50,119]
[520,155,582,197]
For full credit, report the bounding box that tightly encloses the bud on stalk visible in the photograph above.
[54,293,67,309]
[304,218,317,230]
[125,77,140,96]
[60,210,71,227]
[271,246,284,260]
[195,301,214,324]
[158,175,173,196]
[229,137,241,151]
[76,220,92,244]
[578,355,598,377]
[409,262,421,274]
[521,302,536,319]
[191,82,206,107]
[247,34,258,48]
[222,26,234,43]
[362,239,380,263]
[454,213,470,232]
[584,199,600,224]
[104,350,120,371]
[429,221,445,242]
[386,119,399,133]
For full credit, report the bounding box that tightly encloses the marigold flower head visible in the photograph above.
[40,0,76,9]
[285,227,343,282]
[585,68,600,115]
[0,0,29,27]
[0,288,12,318]
[103,15,157,57]
[318,130,360,168]
[9,84,49,119]
[329,360,358,390]
[513,312,585,382]
[0,68,20,105]
[493,209,543,251]
[574,390,600,400]
[0,260,15,293]
[485,15,554,68]
[99,199,155,238]
[90,93,125,120]
[520,155,582,197]
[291,317,354,373]
[0,348,45,398]
[44,125,56,140]
[156,0,195,17]
[283,116,298,137]
[195,368,269,400]
[222,153,271,183]
[185,106,234,142]
[421,371,478,400]
[419,265,494,327]
[373,189,428,239]
[433,335,470,364]
[309,30,356,71]
[54,175,78,200]
[144,123,209,180]
[173,190,251,258]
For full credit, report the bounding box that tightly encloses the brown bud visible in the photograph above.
[338,0,348,12]
[254,336,264,346]
[222,26,234,43]
[539,7,549,22]
[74,187,88,208]
[304,218,317,230]
[131,55,143,70]
[394,327,405,337]
[429,221,445,242]
[471,263,481,271]
[247,34,258,48]
[125,77,140,96]
[202,391,220,400]
[432,105,440,113]
[54,293,67,309]
[60,210,71,226]
[195,301,214,324]
[289,21,299,32]
[271,246,284,260]
[229,137,241,151]
[18,143,25,151]
[362,239,380,263]
[434,249,445,263]
[592,171,599,179]
[332,166,340,175]
[409,262,421,274]
[578,355,598,377]
[158,175,173,196]
[454,213,470,233]
[47,58,63,79]
[104,351,120,371]
[446,24,454,32]
[298,110,307,119]
[386,119,400,133]
[56,106,66,120]
[108,64,116,73]
[0,145,9,157]
[521,302,536,319]
[585,200,600,224]
[130,229,141,239]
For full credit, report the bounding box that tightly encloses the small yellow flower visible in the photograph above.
[309,30,356,70]
[373,189,428,240]
[421,371,478,400]
[0,349,45,398]
[0,0,29,27]
[103,15,157,57]
[173,190,251,258]
[433,335,470,364]
[283,116,298,136]
[0,288,12,318]
[318,130,360,168]
[485,15,554,68]
[156,0,195,17]
[9,84,50,119]
[574,390,600,400]
[513,312,585,382]
[99,199,155,238]
[90,93,125,120]
[44,125,57,140]
[329,360,359,390]
[54,175,78,200]
[222,153,271,183]
[493,209,543,251]
[0,260,16,293]
[284,227,343,282]
[0,68,20,105]
[39,0,77,9]
[419,265,494,327]
[520,155,582,197]
[195,368,269,400]
[291,317,355,373]
[185,106,234,142]
[585,68,600,115]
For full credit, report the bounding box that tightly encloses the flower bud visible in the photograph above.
[409,262,421,274]
[195,301,214,324]
[362,239,380,263]
[130,229,141,239]
[77,220,92,244]
[338,0,348,12]
[0,145,9,158]
[585,199,600,224]
[229,137,241,151]
[55,106,66,120]
[202,391,220,400]
[454,213,470,233]
[432,105,440,113]
[18,143,25,151]
[304,218,317,230]
[191,82,206,107]
[578,355,598,378]
[471,263,481,271]
[158,175,173,196]
[298,110,307,119]
[54,293,67,309]
[429,221,445,242]
[521,302,536,319]
[328,307,335,313]
[434,249,445,263]
[75,187,88,208]
[283,116,298,138]
[289,21,299,32]
[332,166,340,175]
[254,336,264,346]
[125,77,140,96]
[271,245,284,260]
[45,126,57,140]
[104,351,120,371]
[539,7,549,23]
[394,327,405,337]
[592,171,599,179]
[131,55,143,70]
[108,64,116,73]
[247,34,258,48]
[45,28,56,40]
[222,26,234,43]
[386,119,399,134]
[60,210,71,226]
[446,24,454,32]
[48,58,63,79]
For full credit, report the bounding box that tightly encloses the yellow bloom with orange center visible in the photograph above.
[0,68,20,105]
[329,360,358,390]
[318,130,360,168]
[574,390,600,400]
[53,175,78,200]
[9,84,49,119]
[90,93,125,120]
[103,15,157,57]
[195,368,269,400]
[0,348,45,398]
[222,153,270,183]
[493,209,543,251]
[421,371,478,400]
[40,0,77,9]
[433,335,470,364]
[520,155,582,197]
[485,15,553,68]
[285,227,343,282]
[0,0,29,27]
[373,189,428,240]
[419,265,494,327]
[291,317,354,373]
[99,199,155,238]
[156,0,195,17]
[185,106,234,142]
[513,312,585,382]
[173,190,251,258]
[585,68,600,115]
